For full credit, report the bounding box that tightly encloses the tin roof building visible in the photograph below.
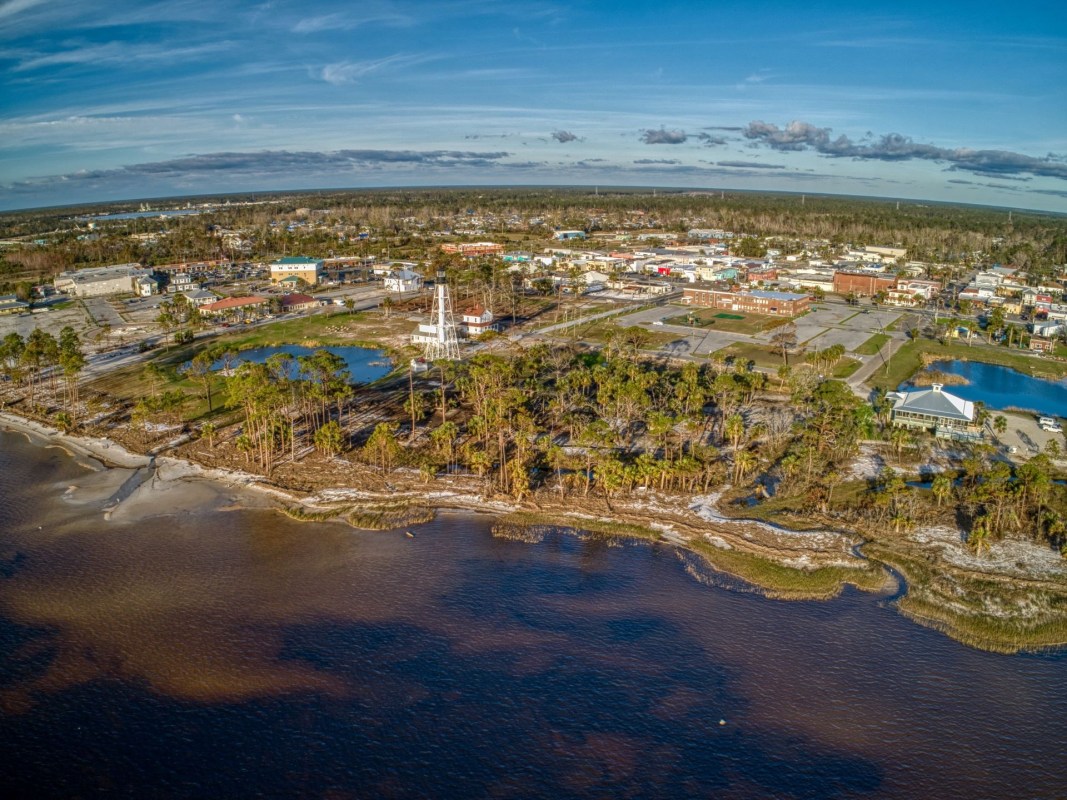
[886,384,981,441]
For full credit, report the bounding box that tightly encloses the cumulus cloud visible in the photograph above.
[633,158,680,165]
[717,160,785,169]
[640,127,687,145]
[551,130,578,143]
[743,120,1067,180]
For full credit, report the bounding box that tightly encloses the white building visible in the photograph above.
[135,275,159,297]
[384,269,423,294]
[168,272,196,293]
[887,384,981,441]
[181,289,218,307]
[459,305,498,337]
[54,263,157,297]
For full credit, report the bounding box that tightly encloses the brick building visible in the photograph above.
[440,242,504,257]
[683,288,810,317]
[832,271,896,296]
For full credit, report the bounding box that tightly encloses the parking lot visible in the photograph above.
[0,303,94,343]
[784,304,903,351]
[618,301,904,358]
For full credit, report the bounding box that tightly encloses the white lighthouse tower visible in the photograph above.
[412,269,460,361]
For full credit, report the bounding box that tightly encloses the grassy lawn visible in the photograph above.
[664,307,790,335]
[84,349,231,425]
[832,357,862,378]
[715,342,862,376]
[866,337,1067,391]
[854,333,890,356]
[716,341,786,368]
[216,310,408,350]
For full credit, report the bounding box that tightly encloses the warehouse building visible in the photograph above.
[54,263,157,297]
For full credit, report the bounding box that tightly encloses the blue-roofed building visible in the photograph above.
[0,294,30,314]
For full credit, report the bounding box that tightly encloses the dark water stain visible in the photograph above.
[1,430,1066,798]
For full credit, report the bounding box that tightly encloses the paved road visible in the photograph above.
[846,335,908,397]
[527,303,646,337]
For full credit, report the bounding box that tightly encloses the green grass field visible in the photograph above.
[867,337,1067,391]
[664,307,790,335]
[715,341,786,368]
[854,333,890,356]
[832,357,863,378]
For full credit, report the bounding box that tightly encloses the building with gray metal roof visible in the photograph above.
[886,384,982,441]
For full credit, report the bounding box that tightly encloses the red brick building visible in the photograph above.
[279,293,318,312]
[683,288,810,317]
[833,271,896,296]
[440,242,504,257]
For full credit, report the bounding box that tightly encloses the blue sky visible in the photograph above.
[1,0,1065,212]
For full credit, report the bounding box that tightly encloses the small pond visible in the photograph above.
[901,360,1067,418]
[211,345,393,383]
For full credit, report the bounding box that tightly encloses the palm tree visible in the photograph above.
[931,474,953,507]
[968,515,993,556]
[993,415,1008,441]
[889,425,910,461]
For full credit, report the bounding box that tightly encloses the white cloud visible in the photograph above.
[318,54,428,85]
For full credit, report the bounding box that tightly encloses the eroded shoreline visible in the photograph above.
[3,408,1065,654]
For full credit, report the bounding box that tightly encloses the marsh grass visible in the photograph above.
[864,544,1067,653]
[494,511,887,600]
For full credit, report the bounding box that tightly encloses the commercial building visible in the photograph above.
[832,271,896,297]
[279,293,319,313]
[886,384,981,441]
[440,242,504,257]
[0,294,30,314]
[269,257,323,286]
[683,287,810,317]
[180,289,217,307]
[384,269,423,294]
[200,295,268,319]
[54,263,157,298]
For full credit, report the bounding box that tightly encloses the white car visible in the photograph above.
[651,320,664,326]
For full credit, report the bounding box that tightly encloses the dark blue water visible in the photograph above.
[1,429,1065,798]
[903,360,1067,416]
[214,345,392,383]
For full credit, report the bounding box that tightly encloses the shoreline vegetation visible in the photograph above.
[1,183,1065,657]
[907,369,969,387]
[5,400,1066,655]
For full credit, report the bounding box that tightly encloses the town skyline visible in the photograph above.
[2,0,1065,212]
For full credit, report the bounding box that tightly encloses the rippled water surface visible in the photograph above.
[905,359,1067,416]
[1,429,1065,798]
